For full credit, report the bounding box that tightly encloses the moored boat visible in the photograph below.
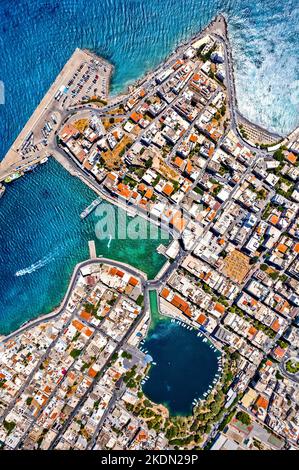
[4,172,22,183]
[0,184,5,198]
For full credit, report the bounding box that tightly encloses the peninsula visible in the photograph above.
[0,15,299,451]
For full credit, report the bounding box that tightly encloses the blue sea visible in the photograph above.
[0,0,298,333]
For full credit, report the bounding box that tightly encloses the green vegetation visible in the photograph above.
[238,124,248,140]
[131,166,146,179]
[229,305,276,339]
[72,331,81,342]
[121,351,132,360]
[0,379,6,388]
[278,340,288,349]
[111,352,118,362]
[285,359,299,374]
[123,175,137,188]
[152,174,161,187]
[26,397,33,406]
[212,183,223,196]
[273,147,287,162]
[128,351,239,449]
[136,295,144,307]
[144,157,153,169]
[236,411,251,426]
[193,186,204,195]
[83,302,99,317]
[70,348,82,359]
[3,420,16,435]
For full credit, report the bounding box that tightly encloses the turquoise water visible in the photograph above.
[142,291,220,416]
[0,0,298,161]
[0,1,298,333]
[0,159,169,334]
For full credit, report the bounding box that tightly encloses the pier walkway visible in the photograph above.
[80,196,103,219]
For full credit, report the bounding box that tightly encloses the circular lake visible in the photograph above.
[141,291,221,416]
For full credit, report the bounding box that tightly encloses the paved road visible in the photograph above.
[1,257,147,345]
[48,284,150,450]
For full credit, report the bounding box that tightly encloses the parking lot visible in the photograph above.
[54,54,112,109]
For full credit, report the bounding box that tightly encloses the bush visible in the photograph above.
[236,411,251,426]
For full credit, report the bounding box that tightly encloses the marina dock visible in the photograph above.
[80,196,103,219]
[88,240,97,259]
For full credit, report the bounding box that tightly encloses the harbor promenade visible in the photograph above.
[0,13,298,189]
[0,257,148,344]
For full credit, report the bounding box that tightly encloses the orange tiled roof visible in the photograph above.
[185,160,193,174]
[128,276,138,287]
[256,395,269,410]
[174,156,184,168]
[138,183,146,192]
[270,215,279,225]
[196,313,207,325]
[72,320,84,331]
[161,288,170,299]
[274,346,286,358]
[277,243,288,254]
[170,211,187,233]
[88,367,97,378]
[214,303,225,314]
[144,188,154,199]
[162,183,174,196]
[286,152,297,164]
[80,310,92,321]
[271,319,280,332]
[248,326,257,336]
[130,111,142,123]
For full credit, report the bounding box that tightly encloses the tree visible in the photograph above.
[236,411,251,426]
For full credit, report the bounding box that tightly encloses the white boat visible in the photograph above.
[0,184,5,199]
[39,156,49,164]
[24,163,38,172]
[4,172,22,183]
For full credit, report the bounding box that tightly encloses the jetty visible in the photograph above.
[88,240,97,259]
[80,196,102,219]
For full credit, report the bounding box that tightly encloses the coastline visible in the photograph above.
[1,14,298,183]
[1,13,298,338]
[0,257,148,344]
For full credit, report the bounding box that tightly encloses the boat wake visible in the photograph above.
[15,249,59,277]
